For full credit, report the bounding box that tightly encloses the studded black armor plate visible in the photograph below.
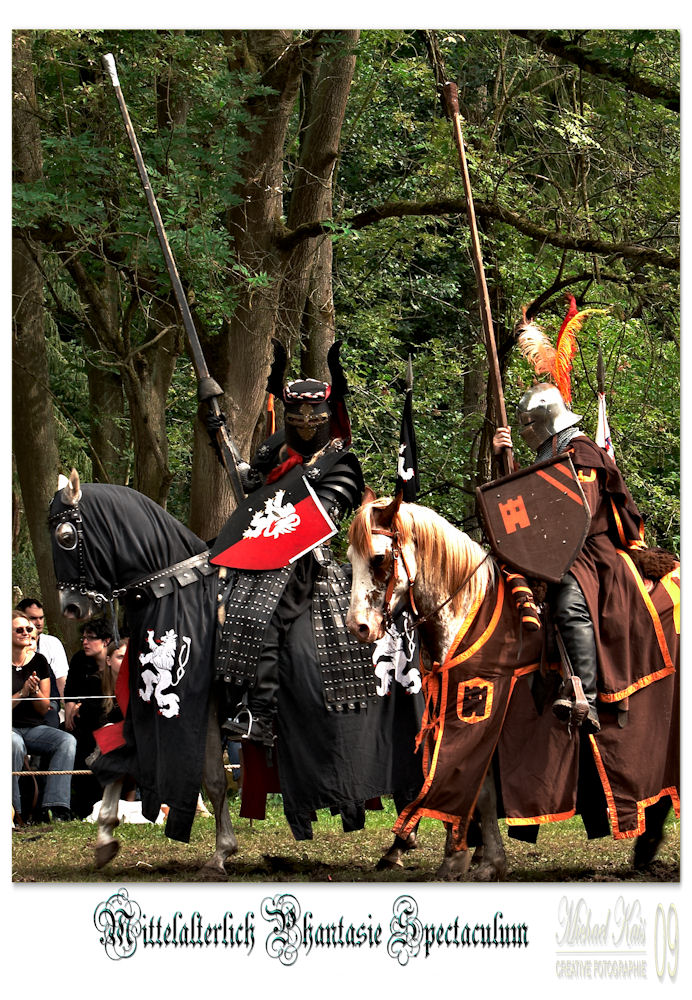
[312,551,378,711]
[214,565,292,687]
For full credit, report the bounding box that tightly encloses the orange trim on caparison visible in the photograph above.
[506,809,576,826]
[589,735,680,838]
[659,570,681,635]
[444,575,506,670]
[395,670,451,837]
[512,661,540,679]
[598,662,675,702]
[395,657,519,849]
[618,550,674,671]
[610,498,645,548]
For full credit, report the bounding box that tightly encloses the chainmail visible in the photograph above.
[537,427,584,462]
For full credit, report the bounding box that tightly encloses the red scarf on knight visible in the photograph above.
[265,449,304,484]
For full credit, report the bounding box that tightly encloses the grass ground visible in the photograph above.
[11,795,680,884]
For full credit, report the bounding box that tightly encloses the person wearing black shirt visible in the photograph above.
[12,612,76,823]
[64,618,113,818]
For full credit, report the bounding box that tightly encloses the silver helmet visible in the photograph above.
[516,383,581,451]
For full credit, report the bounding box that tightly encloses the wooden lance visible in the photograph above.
[101,53,246,504]
[439,80,513,476]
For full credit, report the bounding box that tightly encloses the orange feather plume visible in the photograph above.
[517,307,556,378]
[517,297,607,404]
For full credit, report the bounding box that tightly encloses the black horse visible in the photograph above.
[49,470,422,876]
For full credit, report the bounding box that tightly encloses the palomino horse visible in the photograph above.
[49,472,421,876]
[346,490,680,880]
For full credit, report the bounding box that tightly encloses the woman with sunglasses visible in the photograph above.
[12,612,76,824]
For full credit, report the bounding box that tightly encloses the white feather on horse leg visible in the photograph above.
[94,779,123,869]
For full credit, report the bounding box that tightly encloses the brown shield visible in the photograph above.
[476,453,591,583]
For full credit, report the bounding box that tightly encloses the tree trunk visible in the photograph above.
[188,31,360,540]
[189,31,306,539]
[283,31,360,379]
[83,266,130,484]
[12,31,65,640]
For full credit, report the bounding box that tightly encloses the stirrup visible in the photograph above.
[552,677,600,732]
[221,707,254,740]
[222,708,275,747]
[552,676,589,726]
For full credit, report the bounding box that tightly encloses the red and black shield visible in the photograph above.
[476,453,591,583]
[210,467,337,571]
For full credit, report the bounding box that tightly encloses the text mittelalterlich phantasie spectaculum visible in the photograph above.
[94,890,529,965]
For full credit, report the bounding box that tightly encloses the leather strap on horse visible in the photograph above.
[371,525,420,621]
[123,550,216,601]
[372,521,492,632]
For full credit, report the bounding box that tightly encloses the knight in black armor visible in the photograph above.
[206,340,365,748]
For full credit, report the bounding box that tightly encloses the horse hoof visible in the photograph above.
[435,853,471,881]
[472,862,506,882]
[196,862,229,882]
[94,841,120,869]
[633,833,664,870]
[376,855,404,871]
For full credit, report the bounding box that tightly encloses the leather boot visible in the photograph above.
[550,574,601,733]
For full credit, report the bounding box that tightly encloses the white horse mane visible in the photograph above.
[350,498,494,616]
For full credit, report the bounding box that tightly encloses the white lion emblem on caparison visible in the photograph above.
[138,628,191,718]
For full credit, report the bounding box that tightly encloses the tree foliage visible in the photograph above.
[12,28,680,613]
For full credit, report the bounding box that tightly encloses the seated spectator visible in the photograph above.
[16,597,69,728]
[102,638,128,725]
[12,611,76,824]
[97,637,138,803]
[64,618,113,818]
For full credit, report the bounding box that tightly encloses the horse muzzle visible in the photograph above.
[345,609,385,644]
[57,584,100,621]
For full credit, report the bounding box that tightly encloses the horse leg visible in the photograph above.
[435,824,471,881]
[197,696,238,880]
[94,779,123,869]
[377,791,421,869]
[633,796,671,870]
[376,830,419,870]
[472,771,507,881]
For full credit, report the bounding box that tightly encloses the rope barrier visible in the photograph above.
[13,764,241,777]
[15,694,110,701]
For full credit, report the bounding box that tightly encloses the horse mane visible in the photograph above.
[350,498,494,616]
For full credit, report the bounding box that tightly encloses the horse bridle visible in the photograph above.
[370,523,491,630]
[49,501,212,607]
[370,524,419,622]
[48,502,113,608]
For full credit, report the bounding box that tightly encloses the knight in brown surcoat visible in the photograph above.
[493,383,675,734]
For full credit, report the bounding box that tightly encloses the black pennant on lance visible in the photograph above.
[395,356,420,502]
